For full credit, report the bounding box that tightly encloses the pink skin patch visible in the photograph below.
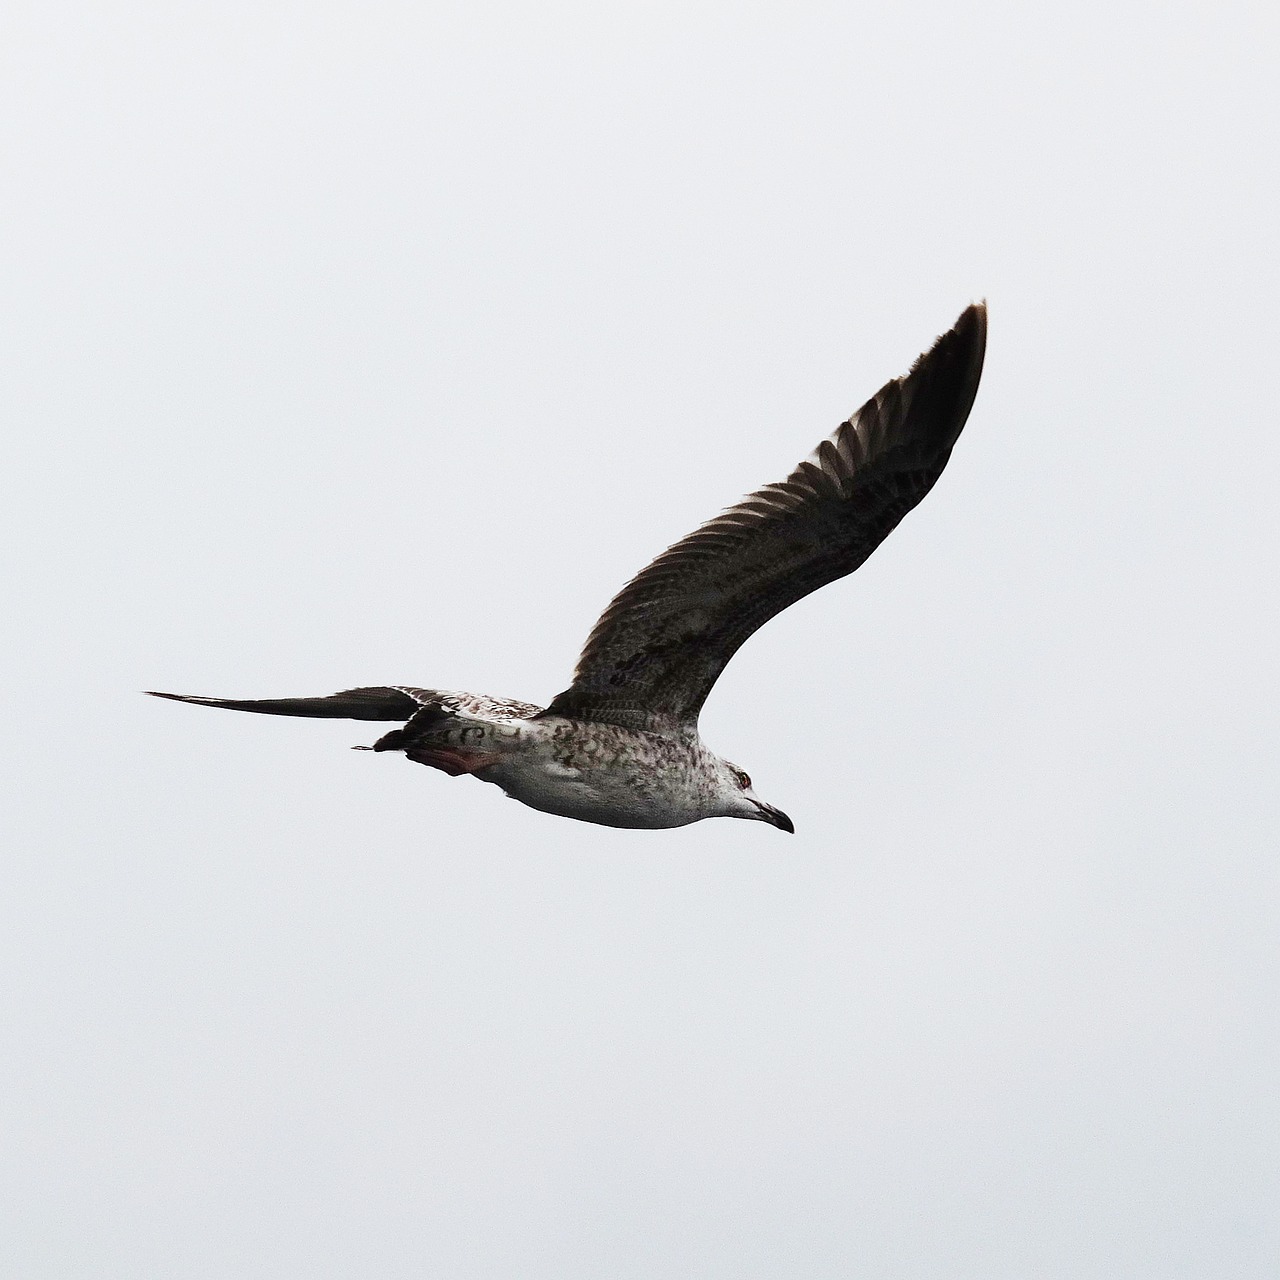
[405,747,504,777]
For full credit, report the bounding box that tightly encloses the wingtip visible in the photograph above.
[145,690,237,708]
[954,299,988,351]
[886,300,987,460]
[909,301,987,375]
[960,301,988,376]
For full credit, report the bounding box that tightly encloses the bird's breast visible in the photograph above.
[482,718,712,830]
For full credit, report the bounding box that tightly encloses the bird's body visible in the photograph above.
[164,685,783,830]
[151,304,987,834]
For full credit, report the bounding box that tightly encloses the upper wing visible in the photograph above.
[146,686,431,720]
[539,303,987,732]
[146,686,545,723]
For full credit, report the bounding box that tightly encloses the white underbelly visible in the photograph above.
[487,757,702,830]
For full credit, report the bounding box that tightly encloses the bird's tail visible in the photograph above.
[145,686,425,721]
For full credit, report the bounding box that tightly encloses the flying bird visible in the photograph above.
[151,303,986,833]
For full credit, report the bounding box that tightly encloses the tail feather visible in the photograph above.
[146,686,423,721]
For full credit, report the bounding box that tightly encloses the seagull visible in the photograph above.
[150,303,986,833]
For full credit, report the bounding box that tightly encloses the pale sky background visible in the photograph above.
[3,1,1278,1276]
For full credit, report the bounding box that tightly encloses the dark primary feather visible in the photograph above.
[145,687,425,720]
[540,303,987,732]
[145,686,545,726]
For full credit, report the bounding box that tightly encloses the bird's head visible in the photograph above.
[716,759,794,834]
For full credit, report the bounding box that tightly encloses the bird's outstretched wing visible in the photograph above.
[146,687,428,720]
[146,686,545,723]
[539,303,987,733]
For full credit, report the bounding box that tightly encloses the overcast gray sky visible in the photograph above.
[3,1,1278,1276]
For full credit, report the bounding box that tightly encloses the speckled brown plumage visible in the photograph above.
[148,304,987,833]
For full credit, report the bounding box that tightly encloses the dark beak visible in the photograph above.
[757,802,795,834]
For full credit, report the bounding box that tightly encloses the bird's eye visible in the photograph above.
[736,770,751,789]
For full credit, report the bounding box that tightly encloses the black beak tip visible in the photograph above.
[767,806,795,834]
